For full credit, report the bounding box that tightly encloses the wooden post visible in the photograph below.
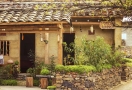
[26,77,33,87]
[58,23,63,64]
[40,78,48,89]
[114,18,122,48]
[45,31,49,64]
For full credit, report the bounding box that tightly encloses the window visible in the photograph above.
[122,33,127,40]
[0,41,10,56]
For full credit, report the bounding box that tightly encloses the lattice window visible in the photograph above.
[0,41,9,56]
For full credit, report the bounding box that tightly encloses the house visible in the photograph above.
[0,0,123,73]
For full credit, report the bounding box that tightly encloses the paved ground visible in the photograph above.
[110,80,132,90]
[0,86,47,90]
[0,80,132,90]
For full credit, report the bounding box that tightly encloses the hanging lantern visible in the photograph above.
[90,25,94,33]
[70,27,74,33]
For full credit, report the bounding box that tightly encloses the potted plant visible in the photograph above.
[47,85,56,90]
[62,42,67,46]
[40,67,50,75]
[14,60,19,65]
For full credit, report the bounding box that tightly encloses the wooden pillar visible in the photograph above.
[114,18,122,48]
[40,78,48,89]
[44,31,49,64]
[26,77,33,87]
[57,23,63,64]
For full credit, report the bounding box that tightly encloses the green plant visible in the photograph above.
[40,68,50,75]
[55,65,65,73]
[28,49,45,76]
[26,68,35,77]
[0,79,17,86]
[14,60,19,65]
[0,65,13,79]
[63,42,75,65]
[33,79,39,86]
[49,55,56,74]
[55,65,96,74]
[62,42,67,46]
[47,85,56,89]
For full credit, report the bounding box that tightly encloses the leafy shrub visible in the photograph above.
[0,65,13,79]
[55,65,96,74]
[40,68,50,75]
[47,85,56,89]
[55,65,65,72]
[67,36,124,71]
[33,79,39,86]
[1,79,17,86]
[124,58,132,67]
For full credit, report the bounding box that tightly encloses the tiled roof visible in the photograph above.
[0,10,71,23]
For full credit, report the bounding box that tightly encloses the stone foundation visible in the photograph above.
[55,68,122,90]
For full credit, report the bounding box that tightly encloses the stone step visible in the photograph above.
[16,73,30,80]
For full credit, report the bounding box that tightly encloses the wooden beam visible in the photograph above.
[71,16,123,18]
[72,22,100,25]
[0,21,99,26]
[0,21,68,25]
[0,28,60,31]
[0,26,60,29]
[0,30,59,33]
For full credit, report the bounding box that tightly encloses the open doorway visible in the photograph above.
[63,33,75,65]
[20,33,35,73]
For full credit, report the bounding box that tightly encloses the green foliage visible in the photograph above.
[49,55,56,74]
[64,35,124,71]
[55,65,65,72]
[0,79,17,86]
[108,50,125,66]
[123,58,132,63]
[14,60,19,65]
[47,85,56,89]
[33,79,39,86]
[0,65,13,79]
[26,68,35,77]
[40,68,50,75]
[125,58,132,67]
[74,36,113,71]
[126,63,132,67]
[27,49,45,77]
[55,65,96,74]
[63,42,75,65]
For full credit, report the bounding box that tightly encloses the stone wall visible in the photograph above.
[55,68,121,90]
[121,66,132,81]
[0,33,20,64]
[64,25,114,46]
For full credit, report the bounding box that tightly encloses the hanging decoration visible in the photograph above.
[69,19,74,33]
[22,33,24,40]
[57,34,60,43]
[40,33,43,42]
[99,21,114,29]
[90,25,94,33]
[88,25,95,35]
[80,25,82,32]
